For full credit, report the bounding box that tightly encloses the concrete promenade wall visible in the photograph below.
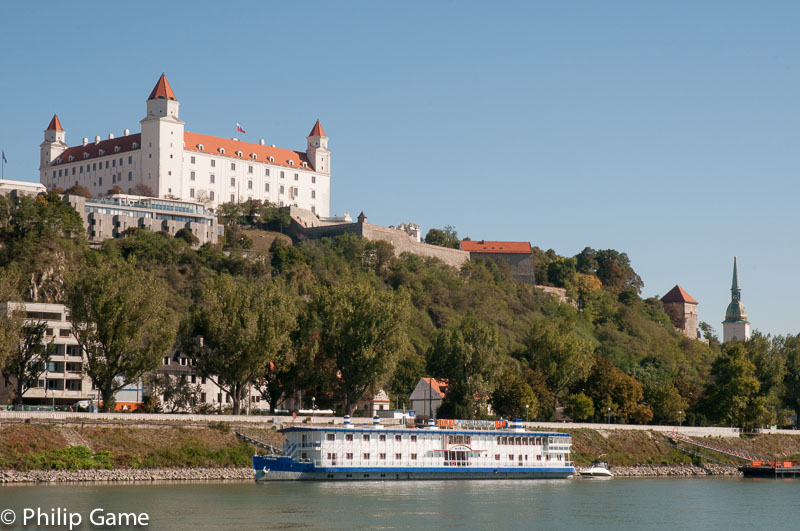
[524,421,741,438]
[0,411,402,426]
[0,411,750,437]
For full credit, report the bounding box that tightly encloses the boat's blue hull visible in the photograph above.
[252,455,574,481]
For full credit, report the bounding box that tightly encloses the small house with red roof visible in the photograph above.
[660,285,699,339]
[409,378,449,419]
[40,74,330,216]
[460,240,535,284]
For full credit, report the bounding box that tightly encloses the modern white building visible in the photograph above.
[0,179,47,197]
[40,74,331,215]
[723,257,751,343]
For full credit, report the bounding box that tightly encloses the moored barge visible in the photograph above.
[253,416,574,481]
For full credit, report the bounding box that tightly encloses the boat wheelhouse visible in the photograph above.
[253,417,574,481]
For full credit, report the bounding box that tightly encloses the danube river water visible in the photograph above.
[0,477,797,530]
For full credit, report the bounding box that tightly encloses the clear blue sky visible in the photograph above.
[1,1,798,337]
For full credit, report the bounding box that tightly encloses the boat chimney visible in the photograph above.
[426,418,438,430]
[512,418,525,432]
[343,415,352,427]
[372,415,381,428]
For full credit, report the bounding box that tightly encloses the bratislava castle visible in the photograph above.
[40,74,331,215]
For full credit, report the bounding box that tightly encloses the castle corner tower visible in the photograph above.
[722,256,751,343]
[306,120,330,175]
[140,73,184,197]
[40,114,67,171]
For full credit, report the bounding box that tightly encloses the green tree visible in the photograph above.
[66,257,178,412]
[491,366,538,419]
[312,281,409,415]
[427,316,503,419]
[584,356,653,423]
[423,225,461,249]
[522,320,594,412]
[701,343,774,429]
[779,334,800,427]
[645,382,688,424]
[565,392,595,422]
[186,275,298,415]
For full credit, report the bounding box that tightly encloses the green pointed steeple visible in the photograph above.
[724,256,747,323]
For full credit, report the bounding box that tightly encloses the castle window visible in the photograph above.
[68,155,74,162]
[191,156,196,164]
[311,205,316,214]
[269,156,274,163]
[210,174,215,184]
[250,153,257,160]
[190,171,196,181]
[247,181,252,190]
[112,159,116,167]
[312,176,316,184]
[248,166,253,174]
[311,190,316,199]
[52,171,55,178]
[72,168,75,175]
[288,160,294,166]
[198,144,204,151]
[114,146,121,153]
[265,168,270,176]
[99,150,104,156]
[265,183,269,192]
[190,188,195,198]
[210,191,215,200]
[294,173,299,181]
[132,142,138,149]
[99,177,103,186]
[128,172,132,181]
[80,166,83,174]
[236,150,243,157]
[231,163,236,170]
[92,163,96,170]
[230,194,235,202]
[58,169,62,177]
[302,161,307,168]
[219,148,225,154]
[105,161,109,168]
[280,171,284,179]
[279,185,284,194]
[230,178,235,187]
[84,153,89,159]
[210,159,216,167]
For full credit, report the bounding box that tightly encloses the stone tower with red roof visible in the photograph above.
[660,285,699,339]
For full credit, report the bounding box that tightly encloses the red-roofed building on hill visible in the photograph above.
[460,240,535,284]
[39,74,331,215]
[661,285,700,339]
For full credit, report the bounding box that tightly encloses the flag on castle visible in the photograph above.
[236,123,247,134]
[1,151,6,163]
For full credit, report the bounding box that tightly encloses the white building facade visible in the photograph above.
[40,75,331,215]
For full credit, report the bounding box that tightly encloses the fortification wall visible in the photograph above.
[361,224,469,268]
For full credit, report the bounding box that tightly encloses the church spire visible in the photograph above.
[731,256,740,292]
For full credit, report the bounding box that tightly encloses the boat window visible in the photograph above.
[363,453,370,460]
[395,435,402,442]
[379,453,386,460]
[497,437,501,445]
[326,433,335,441]
[411,435,417,442]
[448,435,454,445]
[495,454,500,461]
[346,453,353,460]
[455,435,463,445]
[346,434,353,441]
[509,454,514,461]
[501,437,507,445]
[363,434,370,442]
[395,453,402,460]
[379,434,386,442]
[465,436,471,445]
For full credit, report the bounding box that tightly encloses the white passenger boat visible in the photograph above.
[253,416,574,481]
[578,461,613,478]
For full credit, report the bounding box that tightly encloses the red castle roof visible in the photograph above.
[661,285,698,304]
[148,74,177,101]
[184,132,313,171]
[47,114,64,131]
[460,240,532,254]
[308,120,326,137]
[51,134,142,166]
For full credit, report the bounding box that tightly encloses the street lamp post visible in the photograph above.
[312,397,316,418]
[679,410,683,428]
[525,404,529,423]
[607,407,611,424]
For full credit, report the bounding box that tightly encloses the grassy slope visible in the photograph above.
[3,424,800,471]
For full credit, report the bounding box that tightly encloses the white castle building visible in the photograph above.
[40,74,331,215]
